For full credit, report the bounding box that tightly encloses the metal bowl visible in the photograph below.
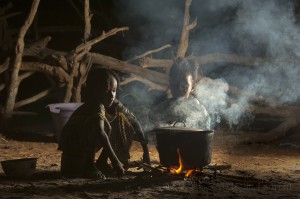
[1,158,37,179]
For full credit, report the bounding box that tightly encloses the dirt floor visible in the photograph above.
[0,130,300,199]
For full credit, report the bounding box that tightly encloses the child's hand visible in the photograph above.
[114,162,125,177]
[96,162,114,176]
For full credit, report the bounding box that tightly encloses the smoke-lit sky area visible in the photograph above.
[114,0,300,129]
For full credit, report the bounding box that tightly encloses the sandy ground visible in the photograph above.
[0,130,300,198]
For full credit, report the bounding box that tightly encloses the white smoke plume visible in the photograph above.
[115,0,300,130]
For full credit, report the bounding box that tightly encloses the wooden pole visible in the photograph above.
[4,0,40,118]
[176,0,197,58]
[73,0,92,102]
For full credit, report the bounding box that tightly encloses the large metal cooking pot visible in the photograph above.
[153,122,214,169]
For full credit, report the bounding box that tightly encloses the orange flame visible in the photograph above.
[185,169,194,177]
[170,148,194,177]
[170,148,183,174]
[174,148,183,174]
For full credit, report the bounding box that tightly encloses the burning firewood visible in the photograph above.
[132,161,165,174]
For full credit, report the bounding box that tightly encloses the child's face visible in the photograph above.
[98,75,117,107]
[172,74,194,99]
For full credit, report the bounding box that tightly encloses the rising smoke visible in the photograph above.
[115,0,300,130]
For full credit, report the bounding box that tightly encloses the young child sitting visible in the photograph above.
[58,68,150,179]
[150,58,211,130]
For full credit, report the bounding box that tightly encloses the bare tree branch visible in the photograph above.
[23,36,52,57]
[20,62,70,83]
[52,55,69,71]
[127,44,172,63]
[139,53,298,69]
[93,53,168,86]
[76,27,129,55]
[72,0,92,102]
[140,57,173,68]
[0,58,10,74]
[176,0,197,58]
[19,71,35,81]
[121,75,167,91]
[246,105,300,142]
[0,12,22,20]
[4,0,40,118]
[84,0,92,42]
[14,86,57,109]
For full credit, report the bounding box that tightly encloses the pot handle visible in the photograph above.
[173,121,186,127]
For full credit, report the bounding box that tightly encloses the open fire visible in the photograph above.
[170,148,196,177]
[154,126,214,172]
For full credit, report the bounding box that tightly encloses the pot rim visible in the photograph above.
[154,127,214,133]
[153,121,213,133]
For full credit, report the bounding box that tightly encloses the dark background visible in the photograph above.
[1,0,300,134]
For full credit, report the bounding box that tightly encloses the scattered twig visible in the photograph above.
[1,137,8,142]
[204,164,232,171]
[133,161,164,174]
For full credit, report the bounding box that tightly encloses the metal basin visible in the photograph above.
[1,158,37,179]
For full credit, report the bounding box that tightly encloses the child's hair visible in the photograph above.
[86,67,120,92]
[168,58,199,92]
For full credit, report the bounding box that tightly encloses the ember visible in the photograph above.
[185,169,195,177]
